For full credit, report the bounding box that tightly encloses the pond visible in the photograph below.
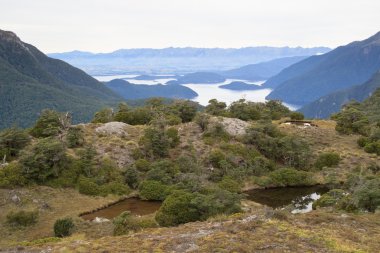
[245,185,329,213]
[80,197,161,221]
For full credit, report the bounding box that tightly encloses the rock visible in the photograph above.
[95,122,130,137]
[210,117,251,136]
[11,194,21,203]
[93,217,110,223]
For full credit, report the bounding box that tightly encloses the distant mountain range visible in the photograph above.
[265,32,380,106]
[0,29,123,129]
[48,47,330,75]
[106,79,198,100]
[220,56,307,81]
[299,71,380,118]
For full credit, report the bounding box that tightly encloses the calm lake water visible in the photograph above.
[245,186,329,214]
[81,197,161,221]
[93,75,300,110]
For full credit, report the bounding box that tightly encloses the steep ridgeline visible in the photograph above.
[299,71,380,119]
[220,56,307,81]
[0,29,123,129]
[106,79,198,100]
[265,31,380,106]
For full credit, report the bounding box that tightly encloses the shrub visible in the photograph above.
[139,180,170,200]
[124,166,139,189]
[218,177,241,193]
[134,159,151,172]
[0,162,27,188]
[30,109,69,137]
[171,100,198,123]
[166,127,180,148]
[140,127,170,158]
[352,178,380,212]
[20,138,67,183]
[290,112,305,120]
[205,99,227,116]
[312,189,346,209]
[155,191,201,226]
[101,182,131,196]
[92,108,114,123]
[269,168,314,187]
[176,154,199,173]
[194,113,210,132]
[78,177,101,196]
[54,218,75,237]
[315,152,341,169]
[0,127,30,160]
[6,210,38,227]
[363,141,380,155]
[66,126,84,148]
[113,211,158,235]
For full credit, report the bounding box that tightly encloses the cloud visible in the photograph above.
[0,0,379,52]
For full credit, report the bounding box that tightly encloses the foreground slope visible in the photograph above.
[0,29,122,129]
[265,31,380,105]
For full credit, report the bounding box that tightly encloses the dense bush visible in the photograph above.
[6,210,38,227]
[290,112,305,120]
[155,189,241,227]
[78,177,101,196]
[124,166,139,189]
[352,178,380,212]
[166,127,180,148]
[312,189,346,209]
[140,126,170,158]
[205,99,227,116]
[92,108,114,123]
[218,176,241,193]
[269,168,315,187]
[171,100,198,123]
[134,159,151,172]
[0,127,30,161]
[332,107,370,136]
[54,218,75,237]
[314,152,341,169]
[194,113,210,132]
[139,180,171,200]
[0,162,27,188]
[20,138,67,183]
[30,109,70,137]
[66,126,84,148]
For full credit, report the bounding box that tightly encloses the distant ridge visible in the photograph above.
[265,31,380,106]
[49,47,330,75]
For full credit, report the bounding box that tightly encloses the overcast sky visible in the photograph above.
[0,0,379,53]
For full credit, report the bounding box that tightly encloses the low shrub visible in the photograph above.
[6,210,38,227]
[289,112,304,120]
[54,218,75,237]
[78,177,101,196]
[113,211,158,235]
[312,189,346,209]
[269,168,315,187]
[314,152,341,169]
[139,180,171,200]
[0,163,27,188]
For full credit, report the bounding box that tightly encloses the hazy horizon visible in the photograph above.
[1,0,379,53]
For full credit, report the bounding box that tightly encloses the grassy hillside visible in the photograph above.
[0,29,123,129]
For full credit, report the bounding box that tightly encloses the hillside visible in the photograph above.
[0,29,123,129]
[299,71,380,118]
[265,31,380,105]
[106,79,198,99]
[221,56,307,81]
[48,47,330,75]
[219,81,261,91]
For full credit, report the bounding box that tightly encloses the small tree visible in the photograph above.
[92,108,114,123]
[66,126,84,148]
[290,112,304,120]
[315,152,341,169]
[30,109,70,138]
[54,218,75,237]
[0,127,30,160]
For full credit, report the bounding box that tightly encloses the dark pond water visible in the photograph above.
[245,185,329,213]
[80,197,161,221]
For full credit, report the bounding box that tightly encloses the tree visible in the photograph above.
[66,126,84,148]
[20,138,67,183]
[114,103,131,123]
[0,127,30,161]
[171,100,198,123]
[30,109,70,137]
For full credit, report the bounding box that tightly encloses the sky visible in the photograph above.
[0,0,379,53]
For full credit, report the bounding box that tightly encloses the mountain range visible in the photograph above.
[265,32,380,106]
[0,29,123,129]
[48,47,330,75]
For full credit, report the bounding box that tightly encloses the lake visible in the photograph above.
[93,75,300,110]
